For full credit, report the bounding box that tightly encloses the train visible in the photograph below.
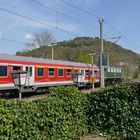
[0,54,100,94]
[104,65,123,85]
[0,54,123,94]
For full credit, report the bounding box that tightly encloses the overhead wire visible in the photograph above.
[59,0,118,41]
[0,0,99,49]
[0,1,139,53]
[60,0,140,53]
[0,5,83,50]
[81,45,99,54]
[0,25,42,47]
[60,0,100,20]
[104,20,140,52]
[0,23,28,46]
[0,37,27,44]
[0,7,77,37]
[0,23,33,35]
[30,0,99,33]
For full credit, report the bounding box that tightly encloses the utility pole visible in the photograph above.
[89,53,96,91]
[48,43,57,60]
[52,46,54,60]
[99,19,105,88]
[91,55,94,90]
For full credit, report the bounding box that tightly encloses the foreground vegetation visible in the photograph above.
[0,83,140,139]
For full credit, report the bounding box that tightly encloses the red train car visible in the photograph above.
[0,54,99,93]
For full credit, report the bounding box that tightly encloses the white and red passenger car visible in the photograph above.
[0,54,99,93]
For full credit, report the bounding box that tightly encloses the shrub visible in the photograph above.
[87,84,140,139]
[0,87,88,140]
[0,84,140,139]
[45,86,88,139]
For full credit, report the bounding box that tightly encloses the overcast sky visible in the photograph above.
[0,0,140,55]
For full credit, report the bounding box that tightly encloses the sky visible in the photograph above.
[0,0,140,55]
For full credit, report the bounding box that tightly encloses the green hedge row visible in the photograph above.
[0,83,140,140]
[0,87,88,140]
[88,83,140,139]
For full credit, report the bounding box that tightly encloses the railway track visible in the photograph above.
[1,87,100,100]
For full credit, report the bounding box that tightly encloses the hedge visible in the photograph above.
[87,83,140,139]
[0,87,88,140]
[0,83,140,140]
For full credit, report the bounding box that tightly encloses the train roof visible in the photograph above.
[0,54,99,68]
[104,65,122,69]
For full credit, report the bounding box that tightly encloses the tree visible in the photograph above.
[26,30,56,50]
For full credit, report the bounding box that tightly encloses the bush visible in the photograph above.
[87,84,140,139]
[0,87,88,140]
[0,84,140,139]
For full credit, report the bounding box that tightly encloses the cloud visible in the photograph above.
[24,33,34,40]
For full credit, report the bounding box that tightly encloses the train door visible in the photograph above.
[78,69,85,83]
[23,66,34,86]
[12,65,25,85]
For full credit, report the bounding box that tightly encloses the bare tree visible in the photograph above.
[26,30,56,50]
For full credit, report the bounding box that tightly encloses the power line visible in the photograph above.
[30,0,99,33]
[104,20,140,50]
[60,0,100,19]
[0,24,31,35]
[81,45,99,54]
[1,1,139,53]
[60,0,140,53]
[0,7,77,37]
[0,37,28,44]
[0,5,98,51]
[105,36,121,46]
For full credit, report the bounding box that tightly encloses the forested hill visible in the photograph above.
[16,37,140,79]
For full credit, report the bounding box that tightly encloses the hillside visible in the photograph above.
[16,37,140,79]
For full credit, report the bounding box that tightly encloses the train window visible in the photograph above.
[58,69,64,77]
[0,66,8,77]
[26,67,32,76]
[112,68,114,72]
[66,69,71,76]
[49,68,54,77]
[74,69,79,74]
[90,70,92,76]
[81,70,84,76]
[37,68,44,77]
[111,68,113,73]
[85,70,89,76]
[108,68,110,72]
[94,70,98,76]
[12,66,21,71]
[118,69,121,73]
